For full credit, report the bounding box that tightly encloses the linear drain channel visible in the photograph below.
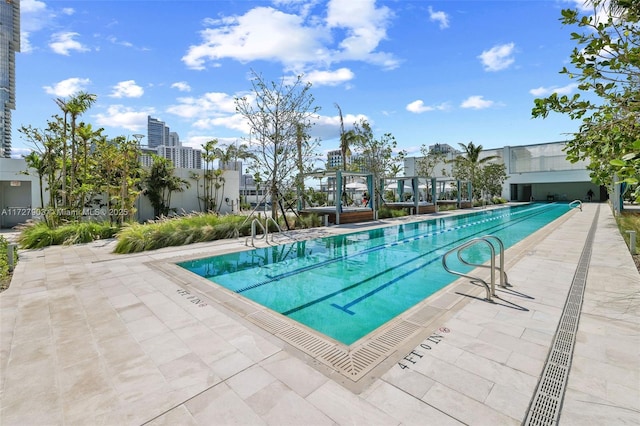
[524,206,599,426]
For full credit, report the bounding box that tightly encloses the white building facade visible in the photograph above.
[404,141,604,202]
[0,158,238,227]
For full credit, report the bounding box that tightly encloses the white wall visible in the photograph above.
[0,158,241,226]
[403,143,598,202]
[137,168,241,221]
[0,158,46,228]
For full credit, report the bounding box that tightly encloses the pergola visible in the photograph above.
[301,170,375,225]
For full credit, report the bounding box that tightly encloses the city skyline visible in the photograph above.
[11,0,590,161]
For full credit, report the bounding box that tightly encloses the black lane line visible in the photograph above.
[235,204,555,294]
[281,205,557,316]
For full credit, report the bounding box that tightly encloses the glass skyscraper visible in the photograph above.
[0,0,20,158]
[147,116,170,148]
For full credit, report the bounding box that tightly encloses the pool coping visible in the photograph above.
[149,204,578,394]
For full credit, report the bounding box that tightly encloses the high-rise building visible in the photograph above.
[168,131,180,147]
[157,145,202,169]
[147,116,169,148]
[145,115,202,168]
[327,149,343,169]
[0,0,20,158]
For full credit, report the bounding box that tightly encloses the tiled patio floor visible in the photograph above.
[1,203,638,425]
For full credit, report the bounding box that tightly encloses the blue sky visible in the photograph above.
[12,0,589,161]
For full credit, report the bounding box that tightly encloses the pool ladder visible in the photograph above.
[569,199,583,211]
[442,235,510,302]
[245,218,298,247]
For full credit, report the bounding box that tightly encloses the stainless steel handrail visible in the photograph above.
[456,235,510,289]
[442,235,509,302]
[569,199,582,211]
[245,218,267,247]
[443,237,496,301]
[245,217,297,246]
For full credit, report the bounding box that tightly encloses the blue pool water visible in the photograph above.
[178,203,571,345]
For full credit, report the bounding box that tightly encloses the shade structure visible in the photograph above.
[346,182,368,191]
[384,182,413,191]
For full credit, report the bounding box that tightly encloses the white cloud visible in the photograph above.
[312,113,369,140]
[22,0,47,14]
[183,1,397,71]
[20,33,34,54]
[193,114,251,134]
[61,7,75,16]
[166,92,240,119]
[49,32,90,55]
[109,80,144,98]
[43,77,91,97]
[171,81,192,92]
[183,7,328,70]
[478,42,515,71]
[21,0,50,52]
[326,0,398,68]
[94,105,155,132]
[428,6,449,29]
[529,83,578,97]
[460,95,494,109]
[406,100,449,113]
[10,147,33,159]
[297,68,355,86]
[564,0,592,12]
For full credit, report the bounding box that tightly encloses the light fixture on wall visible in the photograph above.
[9,181,20,187]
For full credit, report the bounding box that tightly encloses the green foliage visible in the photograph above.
[235,70,320,220]
[20,99,143,226]
[378,207,409,219]
[492,196,508,204]
[113,214,252,254]
[417,145,446,177]
[350,119,406,210]
[294,213,322,229]
[438,203,458,211]
[17,221,119,249]
[450,142,504,200]
[142,155,190,218]
[0,236,11,287]
[616,211,640,250]
[532,1,640,201]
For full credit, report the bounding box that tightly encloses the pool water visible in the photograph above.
[178,203,570,345]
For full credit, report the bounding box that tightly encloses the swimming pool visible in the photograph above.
[178,203,571,345]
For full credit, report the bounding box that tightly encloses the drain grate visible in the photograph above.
[524,206,599,426]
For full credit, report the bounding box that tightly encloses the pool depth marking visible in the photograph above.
[234,203,555,295]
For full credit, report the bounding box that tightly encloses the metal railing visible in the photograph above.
[569,199,583,211]
[245,218,267,246]
[245,217,296,247]
[442,235,509,302]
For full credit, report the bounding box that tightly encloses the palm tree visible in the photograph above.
[76,123,103,208]
[67,92,97,208]
[142,155,190,218]
[201,139,219,211]
[54,92,97,209]
[188,172,203,212]
[453,141,500,200]
[53,97,70,206]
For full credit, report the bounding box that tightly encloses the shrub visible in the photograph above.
[295,213,321,229]
[17,221,119,249]
[378,207,409,219]
[492,196,507,204]
[0,236,11,288]
[113,213,252,254]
